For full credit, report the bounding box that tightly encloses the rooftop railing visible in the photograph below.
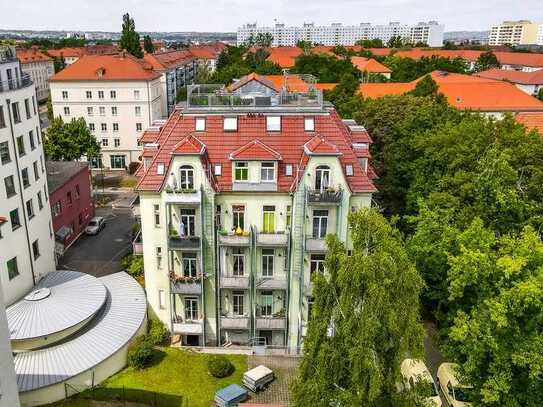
[0,45,17,63]
[0,73,33,94]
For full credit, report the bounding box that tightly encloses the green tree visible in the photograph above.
[255,32,273,48]
[408,75,439,97]
[537,88,543,101]
[53,56,65,73]
[387,35,410,48]
[382,55,468,82]
[474,51,500,72]
[292,53,359,82]
[143,35,154,54]
[195,64,212,83]
[356,38,385,48]
[119,13,143,58]
[44,117,100,161]
[296,40,314,54]
[442,41,459,50]
[291,209,425,407]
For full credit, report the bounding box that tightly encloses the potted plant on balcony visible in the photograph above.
[273,308,286,318]
[165,186,174,194]
[169,227,179,238]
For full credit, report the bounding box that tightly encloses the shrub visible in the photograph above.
[127,335,153,369]
[148,319,169,345]
[128,161,140,175]
[122,254,144,278]
[207,355,234,378]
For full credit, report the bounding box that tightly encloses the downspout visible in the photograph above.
[167,203,174,334]
[5,98,36,286]
[296,185,307,353]
[251,225,257,342]
[146,81,152,126]
[285,193,294,350]
[215,197,221,346]
[199,185,206,345]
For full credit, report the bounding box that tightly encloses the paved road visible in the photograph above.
[58,205,135,278]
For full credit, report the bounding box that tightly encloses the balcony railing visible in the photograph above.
[132,230,143,255]
[256,230,288,247]
[220,315,250,330]
[220,275,250,289]
[170,272,204,294]
[256,276,288,290]
[163,188,201,204]
[307,187,343,205]
[0,73,33,94]
[172,316,203,335]
[218,232,251,247]
[255,309,287,330]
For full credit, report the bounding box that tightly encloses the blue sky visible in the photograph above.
[1,0,542,32]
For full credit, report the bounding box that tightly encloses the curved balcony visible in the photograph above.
[0,73,33,94]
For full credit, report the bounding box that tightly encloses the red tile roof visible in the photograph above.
[351,56,391,73]
[516,112,543,134]
[475,68,543,85]
[136,109,376,194]
[16,47,52,63]
[230,73,338,93]
[266,47,303,68]
[49,53,161,82]
[45,47,86,59]
[230,73,279,92]
[172,134,206,155]
[304,135,341,155]
[229,140,282,160]
[143,49,194,71]
[359,71,543,112]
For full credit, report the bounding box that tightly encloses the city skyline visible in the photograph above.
[1,0,542,33]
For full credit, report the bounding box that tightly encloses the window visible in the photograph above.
[33,161,39,180]
[36,126,41,144]
[87,106,93,116]
[52,200,62,216]
[78,213,83,225]
[16,136,25,156]
[345,164,353,176]
[7,257,19,280]
[233,248,245,276]
[260,291,273,317]
[262,205,275,233]
[234,162,248,181]
[110,155,126,169]
[195,117,206,131]
[135,106,141,116]
[101,123,107,131]
[260,162,275,182]
[180,208,196,237]
[233,292,244,316]
[315,165,331,191]
[26,199,34,220]
[307,296,315,321]
[111,107,118,116]
[286,205,292,228]
[62,90,69,99]
[214,164,222,176]
[114,138,120,147]
[223,117,237,131]
[10,208,20,230]
[0,106,5,128]
[32,239,40,259]
[179,165,195,189]
[99,106,105,116]
[29,130,35,150]
[89,123,95,131]
[305,117,315,131]
[0,141,10,164]
[359,157,368,174]
[44,185,48,201]
[12,102,21,123]
[37,191,43,210]
[156,246,163,269]
[158,289,166,309]
[21,168,30,188]
[184,297,199,320]
[86,91,92,99]
[232,205,245,231]
[157,163,165,175]
[285,164,293,176]
[67,191,72,205]
[266,116,281,131]
[310,254,326,275]
[64,106,70,115]
[98,90,104,99]
[4,175,15,198]
[75,184,80,198]
[24,98,31,119]
[136,123,142,131]
[182,252,198,277]
[102,138,108,147]
[262,249,274,277]
[110,90,116,99]
[134,90,140,99]
[153,204,160,226]
[312,209,328,238]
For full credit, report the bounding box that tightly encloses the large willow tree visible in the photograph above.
[292,209,425,406]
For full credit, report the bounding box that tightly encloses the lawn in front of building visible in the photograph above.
[53,347,248,407]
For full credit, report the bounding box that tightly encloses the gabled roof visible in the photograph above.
[230,72,338,94]
[230,73,279,92]
[304,135,341,156]
[229,140,282,160]
[476,68,543,85]
[16,47,52,63]
[171,134,206,155]
[143,49,194,71]
[516,112,543,135]
[352,56,391,73]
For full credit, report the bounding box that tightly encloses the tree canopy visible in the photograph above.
[44,117,100,161]
[474,51,500,72]
[119,13,143,58]
[292,52,360,83]
[382,55,469,82]
[355,38,385,48]
[143,35,154,54]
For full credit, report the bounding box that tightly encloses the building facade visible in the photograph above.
[488,20,543,46]
[16,47,55,102]
[49,53,163,169]
[46,161,95,257]
[136,82,375,353]
[237,21,444,47]
[0,45,56,306]
[0,280,20,407]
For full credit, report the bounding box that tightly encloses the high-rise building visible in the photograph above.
[0,45,56,306]
[136,77,376,352]
[488,20,543,46]
[237,21,444,47]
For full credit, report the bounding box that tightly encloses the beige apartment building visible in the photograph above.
[488,20,543,46]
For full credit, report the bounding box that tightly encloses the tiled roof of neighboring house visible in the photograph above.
[230,72,279,92]
[351,56,392,73]
[516,112,543,134]
[230,73,338,93]
[143,49,195,71]
[136,109,376,194]
[45,161,89,193]
[359,70,543,112]
[475,68,543,85]
[49,53,161,82]
[45,47,86,58]
[229,140,283,160]
[16,47,52,63]
[315,83,338,90]
[266,47,303,68]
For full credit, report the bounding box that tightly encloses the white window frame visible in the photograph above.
[214,164,222,176]
[285,164,293,176]
[224,117,238,131]
[262,249,274,277]
[345,164,353,176]
[305,117,315,131]
[233,292,244,316]
[232,250,245,276]
[234,161,248,182]
[260,162,275,182]
[99,106,105,116]
[153,204,160,226]
[315,165,331,191]
[184,297,199,321]
[157,163,165,175]
[179,165,194,190]
[87,106,93,116]
[158,289,166,309]
[135,106,141,116]
[266,116,281,131]
[182,252,198,278]
[195,117,206,131]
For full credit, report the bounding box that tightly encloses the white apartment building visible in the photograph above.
[0,45,56,306]
[50,52,164,169]
[237,21,444,47]
[16,47,55,102]
[488,20,543,46]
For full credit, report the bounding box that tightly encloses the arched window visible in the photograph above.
[315,165,331,191]
[179,165,194,190]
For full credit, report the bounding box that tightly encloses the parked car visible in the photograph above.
[85,217,105,235]
[400,359,442,406]
[437,363,474,406]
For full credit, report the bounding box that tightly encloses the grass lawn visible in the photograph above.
[54,347,247,407]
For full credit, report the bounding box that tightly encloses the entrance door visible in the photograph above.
[259,330,273,346]
[185,335,200,346]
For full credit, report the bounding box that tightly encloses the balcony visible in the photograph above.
[305,238,327,253]
[132,230,143,255]
[168,234,201,251]
[170,272,203,295]
[220,316,250,330]
[0,73,33,94]
[218,233,250,247]
[307,188,343,205]
[255,276,288,290]
[255,308,287,330]
[256,231,288,247]
[172,316,203,335]
[164,188,201,205]
[220,275,250,289]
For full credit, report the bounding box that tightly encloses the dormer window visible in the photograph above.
[260,162,275,182]
[315,165,331,191]
[195,117,206,131]
[304,117,315,132]
[179,165,194,190]
[157,163,165,175]
[266,116,281,132]
[234,162,248,181]
[224,117,238,131]
[345,164,353,176]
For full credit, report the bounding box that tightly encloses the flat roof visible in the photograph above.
[46,161,89,193]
